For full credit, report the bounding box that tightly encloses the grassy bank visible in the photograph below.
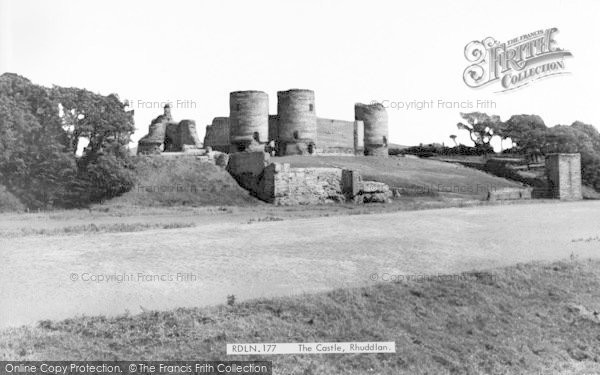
[275,155,524,199]
[2,259,600,374]
[110,156,261,207]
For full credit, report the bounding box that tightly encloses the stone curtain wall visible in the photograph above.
[545,153,582,200]
[316,118,358,154]
[268,115,279,143]
[210,116,365,155]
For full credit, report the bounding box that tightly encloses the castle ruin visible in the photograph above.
[203,89,388,157]
[136,89,583,204]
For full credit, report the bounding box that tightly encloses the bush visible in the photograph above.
[401,144,491,158]
[0,184,26,212]
[65,153,135,206]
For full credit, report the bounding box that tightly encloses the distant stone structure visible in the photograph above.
[545,153,582,200]
[137,104,202,155]
[204,89,378,157]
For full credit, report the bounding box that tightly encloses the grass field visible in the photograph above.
[2,259,599,374]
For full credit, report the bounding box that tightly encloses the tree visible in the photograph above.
[456,112,502,152]
[0,73,77,208]
[571,121,600,152]
[0,73,135,209]
[503,114,547,153]
[545,123,600,190]
[51,87,135,206]
[449,134,457,146]
[51,86,134,158]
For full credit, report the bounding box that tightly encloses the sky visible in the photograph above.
[1,0,598,149]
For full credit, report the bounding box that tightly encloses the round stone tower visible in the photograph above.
[276,89,317,155]
[355,102,388,157]
[229,90,269,152]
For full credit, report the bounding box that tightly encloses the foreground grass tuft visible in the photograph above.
[0,222,196,238]
[2,260,600,374]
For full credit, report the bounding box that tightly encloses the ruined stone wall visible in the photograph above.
[545,153,582,200]
[226,152,272,200]
[226,152,344,204]
[137,112,168,155]
[178,120,202,147]
[138,105,202,154]
[203,117,230,152]
[226,152,392,205]
[161,120,203,152]
[265,164,345,205]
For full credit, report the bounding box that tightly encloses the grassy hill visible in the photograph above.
[274,155,524,199]
[109,155,261,207]
[3,259,599,374]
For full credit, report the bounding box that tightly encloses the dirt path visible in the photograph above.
[1,201,599,328]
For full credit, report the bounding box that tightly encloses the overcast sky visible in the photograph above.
[1,0,598,148]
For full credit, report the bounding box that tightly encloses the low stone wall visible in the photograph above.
[342,169,391,203]
[487,187,533,201]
